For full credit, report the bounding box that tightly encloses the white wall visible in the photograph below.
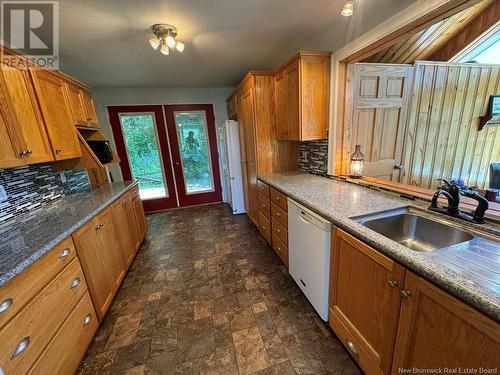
[93,87,234,189]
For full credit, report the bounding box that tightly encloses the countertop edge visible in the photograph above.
[258,174,500,322]
[0,181,139,288]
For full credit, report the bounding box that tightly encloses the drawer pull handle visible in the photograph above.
[83,314,92,326]
[346,341,357,355]
[70,277,81,289]
[274,197,280,201]
[0,298,13,313]
[400,290,411,299]
[59,248,71,258]
[11,337,30,359]
[276,212,280,217]
[261,204,266,208]
[388,280,398,288]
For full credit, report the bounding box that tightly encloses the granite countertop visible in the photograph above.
[0,181,138,288]
[258,172,500,321]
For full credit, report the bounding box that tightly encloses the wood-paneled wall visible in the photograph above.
[401,61,500,189]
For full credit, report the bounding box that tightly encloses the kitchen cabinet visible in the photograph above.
[329,227,405,374]
[30,69,82,160]
[111,194,136,266]
[0,60,54,167]
[65,80,99,128]
[274,51,331,141]
[132,193,148,244]
[226,94,237,120]
[392,271,500,371]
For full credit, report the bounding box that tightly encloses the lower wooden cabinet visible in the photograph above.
[28,292,98,375]
[258,211,272,244]
[392,271,500,371]
[111,194,136,266]
[329,227,500,374]
[132,193,147,242]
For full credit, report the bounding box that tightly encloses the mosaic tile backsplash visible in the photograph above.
[298,139,329,176]
[0,164,90,224]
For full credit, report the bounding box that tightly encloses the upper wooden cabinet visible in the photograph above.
[274,51,331,141]
[226,94,237,120]
[0,61,54,166]
[65,80,99,128]
[30,69,82,160]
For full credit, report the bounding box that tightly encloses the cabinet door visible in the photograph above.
[0,97,24,168]
[274,70,288,140]
[94,208,126,290]
[73,220,114,320]
[1,66,53,164]
[132,194,147,243]
[240,87,256,164]
[285,60,300,141]
[30,70,81,160]
[124,192,140,251]
[111,195,135,266]
[65,83,88,127]
[392,271,500,370]
[81,89,99,127]
[329,228,405,374]
[247,162,259,225]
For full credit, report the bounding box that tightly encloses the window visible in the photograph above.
[454,26,500,64]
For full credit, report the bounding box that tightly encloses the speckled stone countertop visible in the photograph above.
[258,172,500,321]
[0,181,138,288]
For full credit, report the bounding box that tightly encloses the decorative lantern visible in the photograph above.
[350,145,365,178]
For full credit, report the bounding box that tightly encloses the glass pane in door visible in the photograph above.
[119,113,168,200]
[174,111,215,194]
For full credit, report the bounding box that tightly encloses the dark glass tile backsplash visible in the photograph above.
[298,140,329,176]
[0,164,90,224]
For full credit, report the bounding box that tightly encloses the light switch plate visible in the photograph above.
[0,185,7,202]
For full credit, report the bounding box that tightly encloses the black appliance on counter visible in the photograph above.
[87,140,113,164]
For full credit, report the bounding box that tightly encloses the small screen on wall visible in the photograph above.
[489,95,500,116]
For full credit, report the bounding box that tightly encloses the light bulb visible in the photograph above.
[341,0,353,16]
[149,36,161,49]
[175,41,185,52]
[160,43,170,55]
[165,34,176,48]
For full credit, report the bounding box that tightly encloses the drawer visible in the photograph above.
[271,217,288,246]
[258,212,271,244]
[272,231,288,267]
[258,192,271,219]
[271,202,288,228]
[0,258,87,375]
[257,180,270,197]
[28,292,98,375]
[328,307,381,375]
[129,185,140,199]
[0,237,77,330]
[270,188,287,212]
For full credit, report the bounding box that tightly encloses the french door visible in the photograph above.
[108,104,222,212]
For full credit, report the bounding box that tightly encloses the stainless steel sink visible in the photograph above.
[357,208,475,252]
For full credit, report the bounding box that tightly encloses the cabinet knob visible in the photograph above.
[55,148,62,154]
[83,314,92,326]
[18,150,27,157]
[400,290,411,299]
[26,149,32,155]
[262,226,266,230]
[0,298,13,313]
[95,223,103,230]
[274,197,280,201]
[11,337,30,358]
[59,248,71,259]
[346,340,358,356]
[276,212,280,217]
[388,280,398,288]
[70,277,81,289]
[276,229,280,234]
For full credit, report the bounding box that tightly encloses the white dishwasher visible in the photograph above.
[288,199,332,321]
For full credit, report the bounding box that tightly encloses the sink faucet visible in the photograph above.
[429,179,489,224]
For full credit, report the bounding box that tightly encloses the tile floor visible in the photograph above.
[78,204,362,375]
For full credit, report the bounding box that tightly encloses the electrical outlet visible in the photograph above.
[0,185,6,202]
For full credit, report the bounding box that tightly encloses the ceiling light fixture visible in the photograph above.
[149,24,185,55]
[341,0,354,16]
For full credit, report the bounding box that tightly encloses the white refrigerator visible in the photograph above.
[219,120,245,214]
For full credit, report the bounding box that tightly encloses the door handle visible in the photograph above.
[175,161,180,166]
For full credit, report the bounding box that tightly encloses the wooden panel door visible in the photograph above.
[111,196,136,266]
[392,271,500,371]
[0,66,53,164]
[349,63,412,181]
[65,83,88,127]
[94,208,125,290]
[73,221,114,320]
[132,194,147,243]
[81,89,99,127]
[286,60,300,141]
[274,70,288,140]
[30,70,81,160]
[329,228,406,374]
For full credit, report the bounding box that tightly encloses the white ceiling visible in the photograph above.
[59,0,417,88]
